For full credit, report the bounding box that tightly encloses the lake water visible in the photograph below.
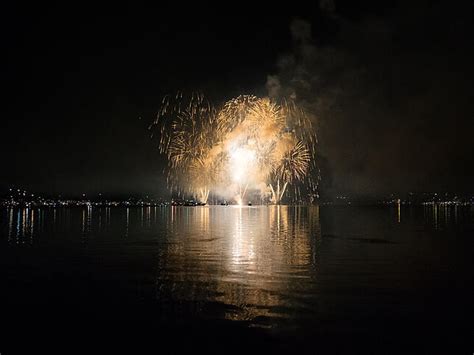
[1,205,473,353]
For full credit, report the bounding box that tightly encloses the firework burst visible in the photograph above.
[151,93,318,204]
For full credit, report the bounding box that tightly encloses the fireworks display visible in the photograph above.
[152,93,318,204]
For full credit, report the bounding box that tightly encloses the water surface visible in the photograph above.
[1,205,472,352]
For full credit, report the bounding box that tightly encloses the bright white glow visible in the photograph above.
[229,146,256,183]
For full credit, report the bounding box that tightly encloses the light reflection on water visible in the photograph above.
[3,204,471,243]
[0,204,473,330]
[156,206,320,324]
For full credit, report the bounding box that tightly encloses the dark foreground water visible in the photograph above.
[0,205,473,353]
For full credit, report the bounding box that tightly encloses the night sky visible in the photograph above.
[3,1,474,198]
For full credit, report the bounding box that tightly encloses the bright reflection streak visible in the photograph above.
[8,208,13,242]
[397,200,401,223]
[22,208,27,238]
[125,207,130,238]
[158,205,320,324]
[82,209,86,234]
[16,210,20,240]
[30,209,34,239]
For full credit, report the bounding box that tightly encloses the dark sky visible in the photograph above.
[3,1,474,197]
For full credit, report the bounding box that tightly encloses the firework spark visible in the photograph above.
[151,94,318,204]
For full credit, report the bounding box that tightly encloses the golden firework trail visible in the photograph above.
[151,93,318,204]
